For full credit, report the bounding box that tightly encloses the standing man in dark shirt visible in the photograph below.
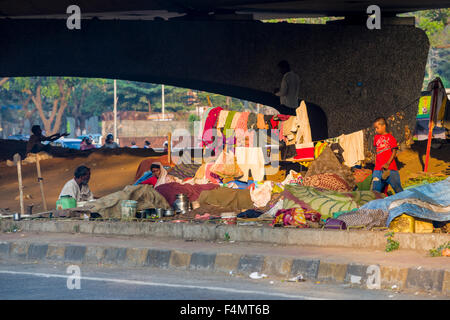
[26,125,68,154]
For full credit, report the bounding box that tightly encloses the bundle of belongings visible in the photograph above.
[85,184,170,219]
[331,178,450,232]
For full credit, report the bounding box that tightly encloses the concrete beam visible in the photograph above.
[0,19,428,137]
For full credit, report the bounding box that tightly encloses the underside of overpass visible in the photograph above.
[0,1,446,137]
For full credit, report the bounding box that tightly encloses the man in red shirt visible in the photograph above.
[372,117,403,194]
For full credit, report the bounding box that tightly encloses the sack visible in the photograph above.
[324,218,347,230]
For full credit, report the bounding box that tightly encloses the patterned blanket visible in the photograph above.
[283,185,384,219]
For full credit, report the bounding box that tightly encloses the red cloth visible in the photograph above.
[155,182,220,205]
[202,106,223,147]
[276,114,291,121]
[374,133,398,170]
[294,146,315,161]
[141,176,157,187]
[270,116,279,129]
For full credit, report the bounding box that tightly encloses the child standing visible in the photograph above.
[372,117,403,194]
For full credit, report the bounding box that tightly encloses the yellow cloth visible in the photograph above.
[217,110,229,128]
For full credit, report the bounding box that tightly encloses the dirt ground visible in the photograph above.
[0,140,448,214]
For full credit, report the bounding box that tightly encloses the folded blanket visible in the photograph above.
[282,184,384,220]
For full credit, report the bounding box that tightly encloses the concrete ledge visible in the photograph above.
[2,220,449,252]
[0,240,448,295]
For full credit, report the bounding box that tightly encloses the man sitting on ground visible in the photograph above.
[59,165,94,202]
[26,125,69,154]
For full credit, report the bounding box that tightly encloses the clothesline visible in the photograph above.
[302,95,422,145]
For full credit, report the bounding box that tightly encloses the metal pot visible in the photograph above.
[164,209,175,217]
[173,194,191,215]
[154,208,164,218]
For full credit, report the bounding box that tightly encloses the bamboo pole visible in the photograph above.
[13,153,25,216]
[167,132,172,165]
[424,79,439,172]
[35,154,48,211]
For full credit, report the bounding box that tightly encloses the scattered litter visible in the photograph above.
[229,271,233,275]
[269,281,274,284]
[391,285,398,290]
[350,275,362,284]
[249,272,267,280]
[288,275,305,282]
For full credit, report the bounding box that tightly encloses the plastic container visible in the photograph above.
[121,200,137,219]
[415,218,434,233]
[389,214,415,233]
[56,196,77,210]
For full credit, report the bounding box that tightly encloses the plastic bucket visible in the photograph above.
[56,196,77,210]
[121,200,137,219]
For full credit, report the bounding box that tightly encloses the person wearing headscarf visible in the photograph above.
[140,162,176,187]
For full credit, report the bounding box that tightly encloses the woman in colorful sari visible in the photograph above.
[140,162,177,187]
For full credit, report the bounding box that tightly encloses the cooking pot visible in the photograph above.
[155,208,164,218]
[164,209,175,217]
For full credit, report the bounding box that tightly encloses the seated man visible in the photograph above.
[26,125,69,154]
[103,134,119,149]
[59,165,94,202]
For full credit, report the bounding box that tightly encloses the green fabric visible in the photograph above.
[223,110,236,138]
[283,185,382,220]
[333,208,358,219]
[356,173,373,191]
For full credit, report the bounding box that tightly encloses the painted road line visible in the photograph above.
[0,270,326,300]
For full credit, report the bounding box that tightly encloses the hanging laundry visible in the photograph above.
[338,130,365,167]
[294,101,313,145]
[236,130,255,148]
[198,106,215,144]
[235,112,250,131]
[282,116,297,145]
[217,110,229,129]
[294,142,315,161]
[257,113,268,129]
[264,115,273,129]
[230,112,242,129]
[201,106,223,147]
[223,110,237,138]
[247,113,258,130]
[270,115,279,130]
[235,147,265,182]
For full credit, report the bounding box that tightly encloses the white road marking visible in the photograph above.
[0,269,326,300]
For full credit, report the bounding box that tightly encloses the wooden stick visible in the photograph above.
[13,153,25,216]
[167,132,172,165]
[35,153,48,211]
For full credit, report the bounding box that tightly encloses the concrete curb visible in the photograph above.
[1,219,449,252]
[0,240,448,296]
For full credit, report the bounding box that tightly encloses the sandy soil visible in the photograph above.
[0,150,168,214]
[0,140,448,214]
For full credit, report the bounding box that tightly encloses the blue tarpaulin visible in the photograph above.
[360,177,450,226]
